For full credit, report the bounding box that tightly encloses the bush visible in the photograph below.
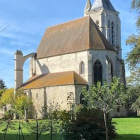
[63,106,117,140]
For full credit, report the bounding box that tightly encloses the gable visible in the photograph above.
[37,16,115,59]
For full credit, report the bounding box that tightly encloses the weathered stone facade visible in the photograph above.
[25,85,84,118]
[14,0,127,118]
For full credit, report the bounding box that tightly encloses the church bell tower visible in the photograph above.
[84,0,122,58]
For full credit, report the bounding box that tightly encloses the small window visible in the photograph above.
[36,93,38,99]
[80,61,85,74]
[96,20,99,27]
[117,107,120,113]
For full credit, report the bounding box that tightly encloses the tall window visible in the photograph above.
[80,61,85,74]
[94,60,102,84]
[108,20,111,42]
[111,22,114,45]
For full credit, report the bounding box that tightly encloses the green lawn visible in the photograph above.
[0,118,140,140]
[113,117,140,140]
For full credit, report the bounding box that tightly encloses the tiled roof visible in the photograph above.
[21,71,87,89]
[37,16,115,59]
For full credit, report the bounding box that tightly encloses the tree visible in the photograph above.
[131,0,140,28]
[126,67,140,86]
[126,34,140,68]
[125,0,140,68]
[0,88,32,119]
[126,67,140,113]
[0,79,6,89]
[0,88,14,107]
[82,77,126,140]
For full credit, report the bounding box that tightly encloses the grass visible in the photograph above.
[0,118,140,140]
[113,117,140,140]
[0,120,64,140]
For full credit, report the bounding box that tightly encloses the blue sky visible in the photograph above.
[0,0,137,88]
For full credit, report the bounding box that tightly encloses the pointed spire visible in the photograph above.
[84,0,92,13]
[91,0,116,12]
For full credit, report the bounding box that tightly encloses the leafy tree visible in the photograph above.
[125,0,140,68]
[124,0,140,115]
[131,0,140,28]
[0,88,14,107]
[126,67,140,86]
[126,34,140,68]
[82,77,126,140]
[126,68,140,113]
[0,89,5,98]
[0,88,32,119]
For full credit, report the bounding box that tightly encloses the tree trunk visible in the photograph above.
[104,112,109,140]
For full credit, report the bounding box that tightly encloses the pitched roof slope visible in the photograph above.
[91,0,116,12]
[37,16,115,59]
[21,71,87,89]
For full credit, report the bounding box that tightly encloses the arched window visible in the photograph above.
[94,60,102,84]
[80,61,85,74]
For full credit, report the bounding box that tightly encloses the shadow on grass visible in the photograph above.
[0,133,64,140]
[114,134,140,140]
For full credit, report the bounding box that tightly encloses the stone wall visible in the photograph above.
[32,50,123,85]
[34,51,89,83]
[29,85,77,118]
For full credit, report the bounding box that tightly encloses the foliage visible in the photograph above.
[14,94,32,118]
[0,89,5,98]
[47,110,71,120]
[0,79,6,89]
[63,106,117,140]
[126,34,140,68]
[82,77,126,140]
[82,77,126,114]
[0,88,32,119]
[0,88,14,107]
[131,0,140,28]
[126,67,140,86]
[126,67,140,113]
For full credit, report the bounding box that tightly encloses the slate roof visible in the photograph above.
[37,16,115,59]
[21,71,87,89]
[91,0,116,12]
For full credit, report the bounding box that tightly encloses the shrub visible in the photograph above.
[63,106,117,140]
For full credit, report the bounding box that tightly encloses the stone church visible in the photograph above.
[15,0,127,118]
